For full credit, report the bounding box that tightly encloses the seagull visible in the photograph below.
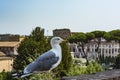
[12,37,64,79]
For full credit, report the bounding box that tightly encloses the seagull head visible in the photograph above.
[51,37,64,46]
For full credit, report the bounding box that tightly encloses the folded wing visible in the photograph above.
[24,51,59,73]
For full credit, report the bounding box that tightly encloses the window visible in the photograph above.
[88,48,90,52]
[112,48,114,53]
[109,49,111,54]
[92,48,94,52]
[118,48,120,53]
[8,47,11,51]
[78,48,81,52]
[102,49,104,54]
[1,47,3,50]
[109,45,111,48]
[73,48,75,52]
[98,48,101,53]
[4,47,7,50]
[95,45,97,47]
[106,49,108,53]
[115,48,117,52]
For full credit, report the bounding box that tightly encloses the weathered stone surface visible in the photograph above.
[62,69,120,80]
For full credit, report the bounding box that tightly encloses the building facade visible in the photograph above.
[0,51,13,72]
[88,40,120,57]
[0,34,23,56]
[0,34,24,72]
[0,34,20,41]
[69,40,120,59]
[0,42,20,56]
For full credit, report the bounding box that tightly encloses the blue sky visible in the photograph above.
[0,0,120,35]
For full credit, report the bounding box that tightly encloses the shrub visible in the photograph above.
[86,61,104,74]
[67,61,104,76]
[67,64,87,76]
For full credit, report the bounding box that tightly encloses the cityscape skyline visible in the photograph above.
[0,0,120,35]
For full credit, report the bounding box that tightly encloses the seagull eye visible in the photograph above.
[56,38,60,40]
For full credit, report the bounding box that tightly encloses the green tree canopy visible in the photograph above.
[86,32,95,41]
[103,32,112,41]
[53,41,73,77]
[68,32,87,43]
[104,29,120,42]
[91,30,106,38]
[30,27,45,42]
[109,29,120,42]
[14,27,48,70]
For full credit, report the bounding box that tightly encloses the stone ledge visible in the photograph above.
[62,69,120,80]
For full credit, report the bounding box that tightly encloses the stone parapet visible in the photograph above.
[62,69,120,80]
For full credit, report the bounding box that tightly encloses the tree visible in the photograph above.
[103,32,112,42]
[29,27,49,54]
[14,38,39,70]
[14,27,48,70]
[30,27,45,42]
[91,30,106,52]
[109,29,120,42]
[86,32,95,41]
[68,32,95,65]
[91,30,106,38]
[104,29,120,42]
[53,41,73,78]
[69,32,87,64]
[90,31,106,63]
[114,54,120,69]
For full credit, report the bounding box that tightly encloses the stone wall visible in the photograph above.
[0,34,20,41]
[62,69,120,80]
[53,29,71,39]
[0,57,13,72]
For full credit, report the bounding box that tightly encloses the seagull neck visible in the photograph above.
[51,44,61,52]
[52,44,62,57]
[52,44,61,49]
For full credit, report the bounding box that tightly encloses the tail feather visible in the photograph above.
[12,72,32,78]
[20,73,33,78]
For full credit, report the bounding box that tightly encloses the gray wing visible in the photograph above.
[25,51,59,73]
